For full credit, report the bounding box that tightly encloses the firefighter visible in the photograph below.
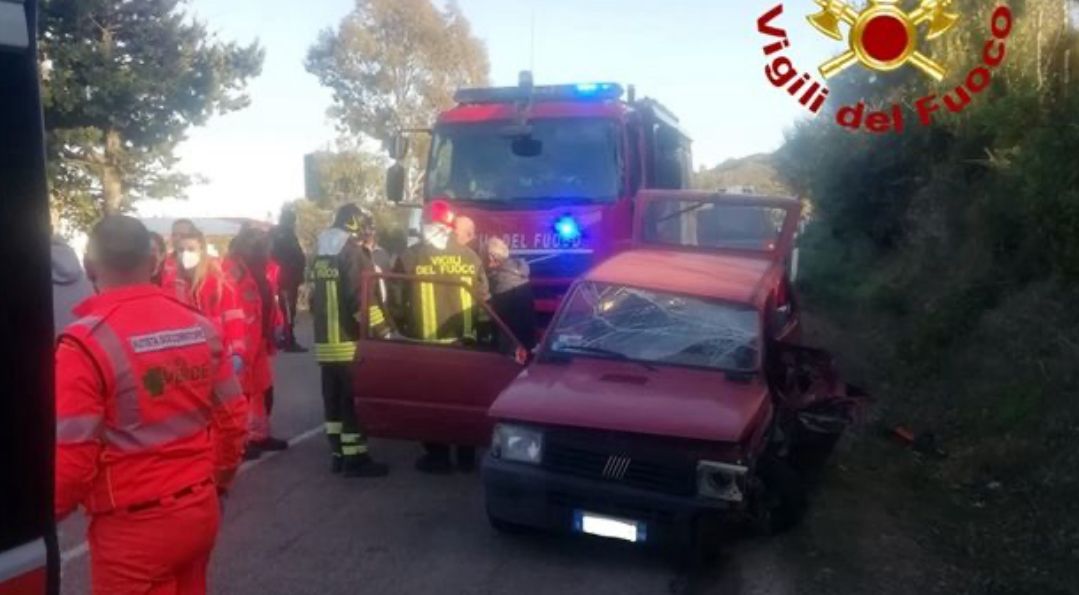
[395,200,489,474]
[225,227,289,459]
[311,204,390,477]
[55,216,248,595]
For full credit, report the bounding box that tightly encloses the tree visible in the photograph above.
[40,0,264,228]
[305,0,489,155]
[306,146,388,210]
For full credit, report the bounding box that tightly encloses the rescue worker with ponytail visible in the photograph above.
[311,204,390,477]
[56,216,247,594]
[163,228,247,381]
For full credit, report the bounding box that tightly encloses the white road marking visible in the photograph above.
[59,425,324,566]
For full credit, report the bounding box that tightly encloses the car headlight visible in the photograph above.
[491,424,544,465]
[697,461,748,502]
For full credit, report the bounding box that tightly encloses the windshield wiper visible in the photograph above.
[556,345,657,371]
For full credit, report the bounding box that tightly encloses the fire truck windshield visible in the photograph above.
[426,118,621,204]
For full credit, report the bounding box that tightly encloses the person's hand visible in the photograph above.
[231,354,244,375]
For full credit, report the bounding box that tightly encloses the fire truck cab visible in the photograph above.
[387,73,693,315]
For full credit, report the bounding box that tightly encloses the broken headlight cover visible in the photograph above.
[697,461,748,502]
[491,423,544,465]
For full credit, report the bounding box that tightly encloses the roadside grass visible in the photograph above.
[800,270,1079,595]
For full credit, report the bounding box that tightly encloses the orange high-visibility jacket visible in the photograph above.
[54,285,248,518]
[253,260,284,393]
[162,258,247,360]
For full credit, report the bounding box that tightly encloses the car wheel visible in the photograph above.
[755,456,807,535]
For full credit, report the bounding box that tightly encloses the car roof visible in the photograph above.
[584,248,777,307]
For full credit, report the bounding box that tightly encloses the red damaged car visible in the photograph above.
[481,191,864,552]
[353,191,862,555]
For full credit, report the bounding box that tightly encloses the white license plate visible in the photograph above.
[573,511,646,543]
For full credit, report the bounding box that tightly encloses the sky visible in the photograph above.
[137,0,840,221]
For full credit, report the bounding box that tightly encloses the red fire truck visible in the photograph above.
[386,73,694,315]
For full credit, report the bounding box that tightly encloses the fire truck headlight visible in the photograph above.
[555,216,581,242]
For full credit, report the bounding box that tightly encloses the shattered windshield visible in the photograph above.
[426,118,621,202]
[547,282,760,372]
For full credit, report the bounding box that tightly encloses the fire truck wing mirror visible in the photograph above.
[386,133,409,161]
[386,163,406,204]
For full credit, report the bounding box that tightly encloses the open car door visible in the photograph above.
[354,273,528,447]
[633,190,801,261]
[634,190,804,342]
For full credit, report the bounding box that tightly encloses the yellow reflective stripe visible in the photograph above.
[369,305,386,327]
[340,433,361,443]
[421,282,437,341]
[314,342,357,363]
[459,276,473,337]
[326,280,340,345]
[325,422,343,435]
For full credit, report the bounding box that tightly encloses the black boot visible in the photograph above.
[331,454,343,474]
[243,443,262,461]
[343,455,389,478]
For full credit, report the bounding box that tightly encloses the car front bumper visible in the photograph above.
[482,454,735,547]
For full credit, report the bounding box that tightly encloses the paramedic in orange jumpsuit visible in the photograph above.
[162,227,247,390]
[225,227,287,458]
[55,216,248,595]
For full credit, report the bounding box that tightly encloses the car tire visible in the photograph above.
[755,456,807,535]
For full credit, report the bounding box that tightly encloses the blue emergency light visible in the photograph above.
[554,216,581,242]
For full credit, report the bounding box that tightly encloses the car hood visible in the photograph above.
[489,358,770,443]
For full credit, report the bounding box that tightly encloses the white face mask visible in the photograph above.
[180,249,202,270]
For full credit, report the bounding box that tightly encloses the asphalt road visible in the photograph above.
[55,320,875,595]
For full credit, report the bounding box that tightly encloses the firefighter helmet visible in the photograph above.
[334,204,374,237]
[425,200,456,229]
